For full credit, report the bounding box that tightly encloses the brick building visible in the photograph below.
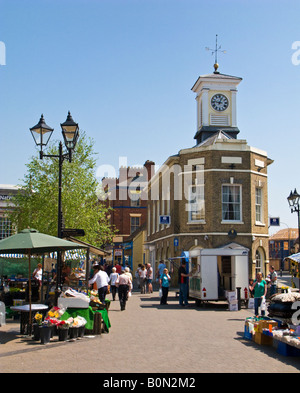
[146,64,273,281]
[102,160,155,266]
[0,184,19,239]
[269,228,298,270]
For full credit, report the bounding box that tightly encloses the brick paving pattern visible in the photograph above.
[1,290,300,373]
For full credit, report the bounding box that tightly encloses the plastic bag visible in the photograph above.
[159,288,162,297]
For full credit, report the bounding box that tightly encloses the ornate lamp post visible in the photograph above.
[30,112,79,291]
[287,188,300,253]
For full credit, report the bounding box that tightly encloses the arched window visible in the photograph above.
[255,248,265,276]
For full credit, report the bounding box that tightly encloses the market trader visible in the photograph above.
[89,264,110,304]
[178,260,192,307]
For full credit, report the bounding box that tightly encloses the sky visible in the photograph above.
[0,0,300,235]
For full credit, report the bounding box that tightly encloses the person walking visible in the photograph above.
[89,264,110,304]
[253,272,267,316]
[135,264,142,289]
[124,267,133,296]
[109,267,119,301]
[117,270,132,311]
[139,265,147,294]
[178,260,192,306]
[146,263,153,293]
[159,268,171,305]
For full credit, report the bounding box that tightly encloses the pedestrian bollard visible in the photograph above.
[236,287,241,310]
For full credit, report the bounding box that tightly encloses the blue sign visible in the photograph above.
[174,238,179,247]
[159,215,171,225]
[269,217,280,226]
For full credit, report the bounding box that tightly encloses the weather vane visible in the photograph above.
[205,34,226,73]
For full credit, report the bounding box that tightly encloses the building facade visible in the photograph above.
[102,160,155,266]
[269,228,298,270]
[0,184,19,239]
[146,64,273,281]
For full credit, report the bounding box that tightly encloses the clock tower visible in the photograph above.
[191,63,242,144]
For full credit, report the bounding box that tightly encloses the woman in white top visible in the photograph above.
[33,263,43,287]
[109,267,119,301]
[139,265,147,294]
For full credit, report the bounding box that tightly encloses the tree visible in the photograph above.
[8,132,115,247]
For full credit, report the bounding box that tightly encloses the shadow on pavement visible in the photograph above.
[235,331,300,371]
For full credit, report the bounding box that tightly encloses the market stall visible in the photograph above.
[243,291,300,357]
[284,252,300,289]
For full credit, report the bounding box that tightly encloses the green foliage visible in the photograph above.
[8,132,115,247]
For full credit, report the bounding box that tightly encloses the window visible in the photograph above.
[255,249,263,275]
[130,216,140,234]
[188,185,205,222]
[130,192,141,207]
[157,201,160,232]
[152,202,155,234]
[222,185,241,221]
[0,217,12,240]
[255,188,263,223]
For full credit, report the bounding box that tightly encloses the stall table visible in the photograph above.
[10,304,49,334]
[60,306,111,334]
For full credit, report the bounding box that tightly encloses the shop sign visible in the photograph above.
[0,195,12,201]
[159,215,171,225]
[269,217,280,226]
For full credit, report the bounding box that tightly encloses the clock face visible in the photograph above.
[211,94,229,111]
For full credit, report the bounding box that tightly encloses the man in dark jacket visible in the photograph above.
[178,260,192,306]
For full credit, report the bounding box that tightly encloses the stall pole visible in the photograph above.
[85,248,90,290]
[28,253,32,334]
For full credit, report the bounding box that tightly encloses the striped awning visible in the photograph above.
[0,249,87,260]
[285,252,300,264]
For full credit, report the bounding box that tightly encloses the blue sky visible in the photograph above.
[0,0,300,234]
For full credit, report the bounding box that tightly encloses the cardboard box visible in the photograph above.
[226,291,237,302]
[13,299,24,306]
[257,320,278,333]
[247,298,254,309]
[228,301,238,311]
[58,297,90,309]
[253,331,273,346]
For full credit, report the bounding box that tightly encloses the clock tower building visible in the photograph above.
[146,61,273,287]
[192,63,242,145]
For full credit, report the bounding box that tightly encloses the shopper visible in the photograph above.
[135,264,142,289]
[109,267,119,301]
[156,260,166,280]
[178,260,192,306]
[117,270,132,311]
[253,272,267,316]
[139,265,147,294]
[146,263,153,293]
[159,268,171,305]
[89,264,110,304]
[124,267,133,296]
[268,266,278,296]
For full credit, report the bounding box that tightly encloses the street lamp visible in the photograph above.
[287,188,300,253]
[30,112,79,291]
